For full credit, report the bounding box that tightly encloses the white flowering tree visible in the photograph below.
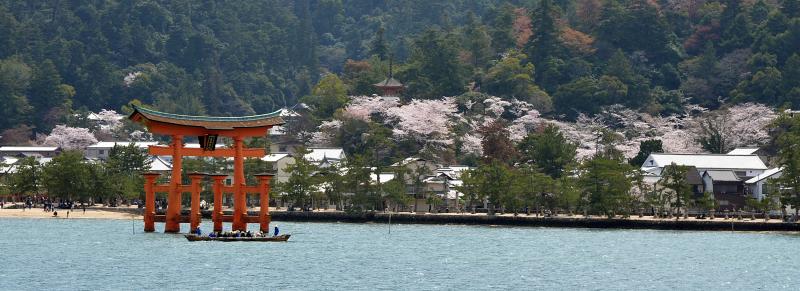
[693,103,776,153]
[342,96,399,121]
[385,97,459,145]
[44,125,98,150]
[95,109,124,132]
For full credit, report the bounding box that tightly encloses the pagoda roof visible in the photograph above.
[129,106,284,131]
[374,77,404,88]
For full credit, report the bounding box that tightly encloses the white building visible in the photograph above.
[744,167,783,199]
[641,153,768,179]
[262,148,346,184]
[641,152,770,209]
[85,142,159,160]
[305,147,345,166]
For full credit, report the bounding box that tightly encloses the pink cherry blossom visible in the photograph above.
[44,125,98,150]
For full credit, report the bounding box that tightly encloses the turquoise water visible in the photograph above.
[0,218,798,290]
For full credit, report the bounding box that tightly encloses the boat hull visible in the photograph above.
[184,234,290,242]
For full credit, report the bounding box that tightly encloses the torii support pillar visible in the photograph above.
[232,136,247,231]
[143,172,161,232]
[255,173,274,233]
[165,135,184,233]
[210,174,227,232]
[188,172,206,233]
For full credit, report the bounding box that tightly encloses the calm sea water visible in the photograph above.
[0,218,798,290]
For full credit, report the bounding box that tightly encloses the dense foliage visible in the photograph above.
[2,0,800,137]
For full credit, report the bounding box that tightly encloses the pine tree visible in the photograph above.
[463,12,493,69]
[369,26,389,61]
[526,0,562,66]
[28,60,72,131]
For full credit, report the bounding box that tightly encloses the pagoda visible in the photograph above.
[373,59,404,97]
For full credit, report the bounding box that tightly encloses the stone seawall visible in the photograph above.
[266,211,800,232]
[128,208,800,231]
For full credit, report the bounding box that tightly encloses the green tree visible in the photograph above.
[553,76,627,119]
[526,0,563,67]
[476,160,513,213]
[456,168,483,213]
[41,151,90,201]
[0,58,33,130]
[9,157,40,197]
[277,147,318,210]
[597,0,677,63]
[483,50,552,110]
[659,163,693,217]
[463,12,493,69]
[487,3,516,53]
[302,74,348,119]
[773,114,800,215]
[86,162,113,204]
[579,157,634,218]
[400,29,468,98]
[343,154,374,212]
[319,162,346,210]
[629,139,663,166]
[106,144,151,175]
[384,166,412,212]
[28,60,75,132]
[369,26,389,61]
[517,124,577,178]
[697,192,718,217]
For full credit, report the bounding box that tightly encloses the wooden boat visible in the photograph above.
[184,234,291,242]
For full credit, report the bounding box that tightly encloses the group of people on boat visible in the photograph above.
[198,225,280,238]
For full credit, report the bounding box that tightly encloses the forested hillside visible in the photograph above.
[0,0,799,139]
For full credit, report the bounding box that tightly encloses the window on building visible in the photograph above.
[279,146,287,152]
[99,150,105,155]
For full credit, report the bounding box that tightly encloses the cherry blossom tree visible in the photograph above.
[693,102,776,153]
[342,96,399,121]
[44,125,98,150]
[95,109,124,132]
[384,97,459,144]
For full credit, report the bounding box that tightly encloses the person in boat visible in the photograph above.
[208,232,216,238]
[273,225,279,236]
[195,227,202,236]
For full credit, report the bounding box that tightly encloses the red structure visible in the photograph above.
[374,59,404,97]
[129,106,283,233]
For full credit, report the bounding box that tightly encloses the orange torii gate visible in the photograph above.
[129,106,284,233]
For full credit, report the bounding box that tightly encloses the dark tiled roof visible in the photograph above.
[374,77,403,88]
[129,106,284,130]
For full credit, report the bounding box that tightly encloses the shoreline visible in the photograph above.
[266,211,800,232]
[0,207,141,220]
[3,207,799,232]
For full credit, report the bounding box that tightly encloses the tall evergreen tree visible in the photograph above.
[369,26,389,61]
[400,29,467,98]
[526,0,562,67]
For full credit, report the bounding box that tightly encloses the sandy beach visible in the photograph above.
[0,207,141,220]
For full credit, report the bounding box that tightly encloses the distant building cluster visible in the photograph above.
[640,148,783,211]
